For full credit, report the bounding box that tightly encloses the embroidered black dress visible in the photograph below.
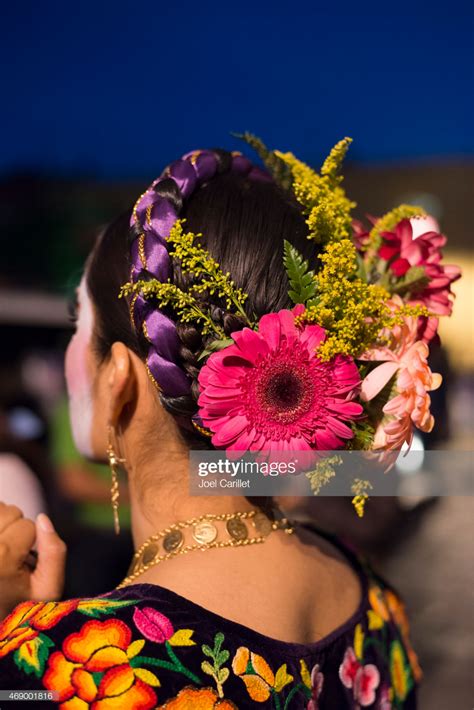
[0,528,420,709]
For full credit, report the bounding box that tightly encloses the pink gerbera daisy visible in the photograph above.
[197,307,363,452]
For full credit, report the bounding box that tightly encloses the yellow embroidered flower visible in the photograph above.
[390,639,411,702]
[367,610,385,631]
[368,584,391,622]
[232,647,292,702]
[354,623,364,660]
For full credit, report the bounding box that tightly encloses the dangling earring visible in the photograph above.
[107,425,126,535]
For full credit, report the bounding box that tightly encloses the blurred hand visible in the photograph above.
[0,502,66,619]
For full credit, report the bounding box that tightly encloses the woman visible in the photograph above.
[0,142,438,709]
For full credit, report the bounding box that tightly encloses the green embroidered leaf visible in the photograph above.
[77,599,139,618]
[13,634,54,678]
[214,632,224,648]
[201,644,214,658]
[283,240,317,305]
[232,132,293,190]
[201,660,215,676]
[92,671,104,686]
[197,338,234,362]
[217,649,230,665]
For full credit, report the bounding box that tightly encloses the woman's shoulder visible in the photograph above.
[0,564,421,708]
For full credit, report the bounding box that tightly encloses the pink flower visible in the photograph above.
[307,663,324,710]
[197,307,363,452]
[377,685,393,710]
[378,217,460,339]
[133,607,174,643]
[360,296,442,450]
[339,647,380,706]
[352,219,370,250]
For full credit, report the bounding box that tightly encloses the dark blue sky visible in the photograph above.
[1,0,472,178]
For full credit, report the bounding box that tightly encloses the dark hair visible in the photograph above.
[86,151,317,447]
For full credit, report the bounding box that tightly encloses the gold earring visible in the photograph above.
[107,425,126,535]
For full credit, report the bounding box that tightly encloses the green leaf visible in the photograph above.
[283,240,317,305]
[13,634,54,678]
[232,132,293,190]
[201,644,214,658]
[92,671,104,686]
[77,599,138,617]
[217,649,230,665]
[197,338,234,362]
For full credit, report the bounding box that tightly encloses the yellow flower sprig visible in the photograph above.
[119,280,226,338]
[167,220,252,325]
[351,478,373,517]
[305,455,342,495]
[295,239,430,360]
[275,138,356,245]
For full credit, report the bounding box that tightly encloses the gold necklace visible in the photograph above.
[116,509,294,589]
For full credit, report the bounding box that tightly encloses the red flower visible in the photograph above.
[378,217,461,339]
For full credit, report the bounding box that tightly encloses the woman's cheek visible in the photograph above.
[65,331,95,458]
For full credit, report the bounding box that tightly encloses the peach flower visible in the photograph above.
[360,296,442,450]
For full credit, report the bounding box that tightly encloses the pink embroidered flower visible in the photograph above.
[307,663,325,710]
[378,217,460,334]
[339,647,380,707]
[133,607,174,643]
[197,307,363,452]
[360,296,442,450]
[377,684,393,709]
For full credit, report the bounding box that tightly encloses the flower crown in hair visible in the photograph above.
[120,136,461,510]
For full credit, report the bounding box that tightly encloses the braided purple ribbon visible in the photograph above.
[129,149,270,397]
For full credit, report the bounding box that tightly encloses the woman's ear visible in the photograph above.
[107,342,137,427]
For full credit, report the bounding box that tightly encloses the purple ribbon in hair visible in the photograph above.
[128,149,268,398]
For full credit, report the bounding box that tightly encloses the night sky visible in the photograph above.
[1,0,472,178]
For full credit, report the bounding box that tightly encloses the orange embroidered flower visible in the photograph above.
[368,585,391,623]
[157,685,238,709]
[232,646,293,702]
[384,590,423,683]
[42,618,157,710]
[0,600,78,659]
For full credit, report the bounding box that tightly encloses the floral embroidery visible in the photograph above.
[304,661,324,710]
[389,640,413,704]
[0,601,78,661]
[42,618,157,709]
[0,574,421,708]
[201,633,231,698]
[377,684,393,710]
[157,685,238,709]
[383,590,423,683]
[339,645,380,707]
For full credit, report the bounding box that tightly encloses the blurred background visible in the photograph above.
[0,1,472,706]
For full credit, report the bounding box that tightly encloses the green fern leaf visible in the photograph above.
[283,240,317,305]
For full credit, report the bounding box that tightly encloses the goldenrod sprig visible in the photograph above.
[295,239,430,360]
[167,220,252,325]
[119,279,226,338]
[275,138,356,245]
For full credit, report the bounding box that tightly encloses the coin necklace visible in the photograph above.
[116,509,294,589]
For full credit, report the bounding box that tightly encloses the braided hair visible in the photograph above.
[86,148,316,447]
